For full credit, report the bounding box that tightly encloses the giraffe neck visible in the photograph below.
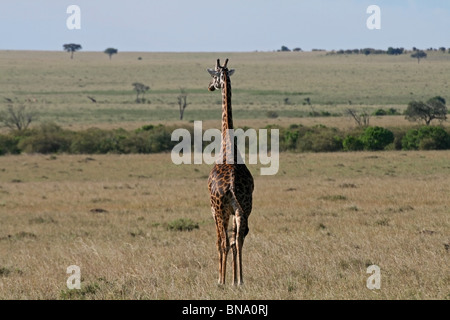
[221,73,236,163]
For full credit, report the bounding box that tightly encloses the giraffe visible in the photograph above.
[207,59,254,285]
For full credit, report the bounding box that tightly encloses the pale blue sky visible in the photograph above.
[0,0,449,52]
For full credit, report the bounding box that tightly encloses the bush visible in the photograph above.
[343,135,364,151]
[373,108,398,116]
[266,111,279,119]
[18,123,72,154]
[4,122,448,155]
[283,130,300,151]
[70,128,122,154]
[4,123,189,155]
[135,124,154,132]
[0,134,20,155]
[359,126,394,150]
[118,131,150,153]
[147,125,177,153]
[402,126,450,150]
[373,109,387,116]
[296,126,343,152]
[387,127,408,150]
[387,108,399,115]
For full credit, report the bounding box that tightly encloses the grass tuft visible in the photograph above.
[166,218,199,231]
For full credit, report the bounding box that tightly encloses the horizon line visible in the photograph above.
[0,46,446,54]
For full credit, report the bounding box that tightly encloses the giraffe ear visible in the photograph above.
[207,69,219,77]
[228,69,235,76]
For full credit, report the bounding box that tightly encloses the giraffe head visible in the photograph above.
[207,59,235,91]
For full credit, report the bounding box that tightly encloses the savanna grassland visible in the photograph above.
[0,50,449,299]
[1,50,450,130]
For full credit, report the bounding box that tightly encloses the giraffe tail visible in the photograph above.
[229,188,249,238]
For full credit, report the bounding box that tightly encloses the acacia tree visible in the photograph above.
[405,96,447,125]
[132,82,150,102]
[177,88,188,120]
[345,108,371,127]
[104,48,118,60]
[411,50,427,63]
[0,105,36,131]
[63,43,82,59]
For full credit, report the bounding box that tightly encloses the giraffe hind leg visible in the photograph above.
[213,209,230,285]
[229,216,238,285]
[230,195,248,286]
[234,210,247,285]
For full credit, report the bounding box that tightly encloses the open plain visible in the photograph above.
[0,50,449,299]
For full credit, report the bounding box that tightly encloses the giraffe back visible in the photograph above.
[208,163,254,217]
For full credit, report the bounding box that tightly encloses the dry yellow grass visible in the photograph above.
[0,50,449,300]
[57,114,450,133]
[1,50,450,129]
[0,152,449,299]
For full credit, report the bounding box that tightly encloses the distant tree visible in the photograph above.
[104,48,118,60]
[292,48,302,52]
[132,82,150,103]
[361,48,373,55]
[345,108,371,127]
[411,50,427,63]
[439,47,446,53]
[280,45,291,52]
[0,105,36,131]
[405,96,447,125]
[63,43,82,59]
[177,88,188,120]
[387,47,404,55]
